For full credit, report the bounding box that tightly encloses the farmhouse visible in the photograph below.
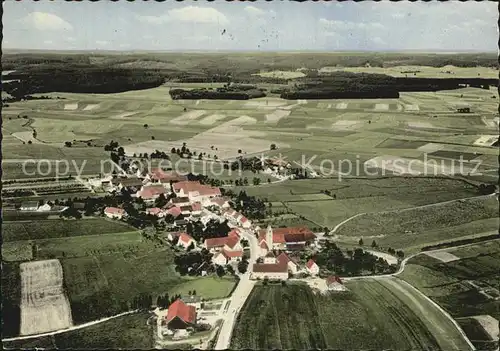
[164,299,197,330]
[111,177,144,191]
[210,197,231,209]
[167,232,182,241]
[136,185,168,202]
[306,259,319,276]
[251,262,289,281]
[147,168,187,184]
[326,276,346,291]
[104,207,126,219]
[204,236,241,253]
[177,233,196,250]
[212,249,243,265]
[191,202,202,216]
[173,181,222,203]
[258,225,316,253]
[166,206,182,218]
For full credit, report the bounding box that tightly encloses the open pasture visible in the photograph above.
[2,218,135,242]
[230,280,471,350]
[19,259,73,335]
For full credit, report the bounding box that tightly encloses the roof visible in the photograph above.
[179,232,194,244]
[150,168,187,182]
[191,202,202,211]
[171,197,190,204]
[260,241,269,250]
[138,185,167,199]
[240,216,249,223]
[180,205,192,212]
[252,262,288,273]
[205,237,229,249]
[167,206,182,218]
[104,207,125,214]
[173,181,221,197]
[115,177,144,187]
[265,251,275,258]
[326,276,343,286]
[181,295,202,304]
[228,229,240,238]
[306,259,317,269]
[165,299,196,324]
[222,249,243,258]
[204,235,239,249]
[276,252,291,265]
[211,197,230,206]
[146,207,162,215]
[286,243,306,251]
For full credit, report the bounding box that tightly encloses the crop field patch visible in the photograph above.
[64,103,78,111]
[169,110,206,125]
[375,139,429,149]
[199,114,227,125]
[231,281,470,350]
[424,251,461,263]
[19,260,73,335]
[2,218,135,242]
[265,109,291,123]
[473,135,499,147]
[429,150,482,161]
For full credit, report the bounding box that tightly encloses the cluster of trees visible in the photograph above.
[185,218,231,242]
[359,238,404,258]
[2,67,165,98]
[225,156,264,173]
[156,293,183,309]
[169,86,266,100]
[230,190,266,220]
[174,249,214,276]
[478,183,497,195]
[314,241,397,276]
[281,72,497,100]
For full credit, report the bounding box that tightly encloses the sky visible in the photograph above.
[2,0,497,52]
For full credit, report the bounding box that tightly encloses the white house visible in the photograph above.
[20,201,40,211]
[177,233,196,250]
[251,262,288,281]
[104,207,126,219]
[212,249,243,265]
[326,276,347,291]
[146,207,165,217]
[238,216,252,229]
[212,252,229,266]
[264,252,276,264]
[36,203,52,212]
[172,181,221,204]
[306,259,319,276]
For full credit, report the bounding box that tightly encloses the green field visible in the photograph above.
[3,312,154,350]
[2,218,136,242]
[165,276,237,300]
[230,280,472,350]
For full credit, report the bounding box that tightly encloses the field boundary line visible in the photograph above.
[330,213,366,234]
[2,310,139,342]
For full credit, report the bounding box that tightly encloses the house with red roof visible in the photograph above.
[104,207,126,219]
[210,197,231,209]
[147,169,187,185]
[326,275,346,291]
[190,202,202,216]
[163,299,196,330]
[212,249,243,265]
[228,228,240,239]
[180,205,193,215]
[146,207,165,217]
[176,233,196,250]
[172,181,221,204]
[204,235,241,253]
[238,215,252,229]
[136,185,168,202]
[251,261,288,281]
[167,232,182,242]
[166,206,182,218]
[276,252,298,275]
[306,259,319,276]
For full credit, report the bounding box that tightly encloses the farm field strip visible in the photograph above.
[20,260,73,336]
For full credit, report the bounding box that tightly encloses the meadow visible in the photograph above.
[230,280,471,350]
